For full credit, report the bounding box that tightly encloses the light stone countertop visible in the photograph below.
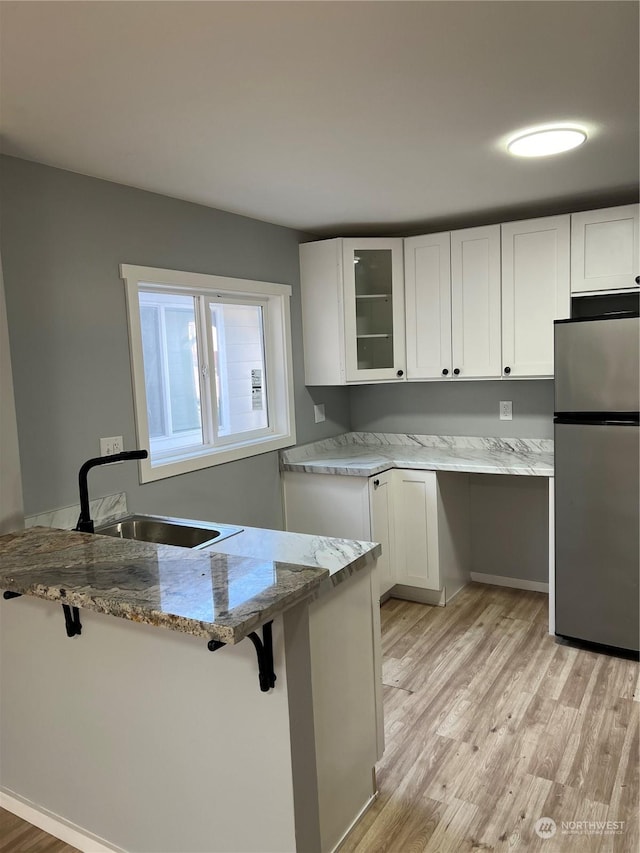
[0,526,379,644]
[210,525,380,588]
[281,432,554,478]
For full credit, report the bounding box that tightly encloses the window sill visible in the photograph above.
[138,432,296,483]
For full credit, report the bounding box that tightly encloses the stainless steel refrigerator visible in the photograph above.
[554,311,639,653]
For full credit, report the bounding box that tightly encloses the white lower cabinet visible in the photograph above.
[392,470,470,603]
[369,470,396,596]
[393,470,439,590]
[282,470,371,540]
[283,468,471,603]
[282,470,388,596]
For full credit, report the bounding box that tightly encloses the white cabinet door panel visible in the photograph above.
[343,238,405,382]
[299,239,346,386]
[404,232,452,380]
[369,472,396,596]
[451,225,502,378]
[501,215,570,377]
[394,470,439,590]
[571,205,639,292]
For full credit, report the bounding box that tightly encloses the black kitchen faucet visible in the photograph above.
[75,450,148,533]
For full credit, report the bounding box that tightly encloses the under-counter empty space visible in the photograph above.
[469,474,550,588]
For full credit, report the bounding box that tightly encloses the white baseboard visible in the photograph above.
[390,584,446,606]
[470,572,549,594]
[0,790,124,853]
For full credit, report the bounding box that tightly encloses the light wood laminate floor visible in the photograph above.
[0,809,78,852]
[2,584,638,852]
[341,583,639,853]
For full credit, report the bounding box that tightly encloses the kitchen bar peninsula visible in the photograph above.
[0,526,382,853]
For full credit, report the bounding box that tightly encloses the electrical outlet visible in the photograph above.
[100,436,123,456]
[313,403,326,424]
[499,401,513,421]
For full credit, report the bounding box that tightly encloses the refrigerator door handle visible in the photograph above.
[554,414,640,426]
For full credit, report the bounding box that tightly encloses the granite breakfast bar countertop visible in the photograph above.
[1,524,385,853]
[281,431,554,478]
[0,526,378,644]
[209,523,381,584]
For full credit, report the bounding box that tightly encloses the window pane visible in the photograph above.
[210,303,268,437]
[165,307,201,432]
[139,291,203,456]
[140,305,166,438]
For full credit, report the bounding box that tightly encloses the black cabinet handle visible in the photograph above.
[453,368,460,376]
[442,368,449,376]
[396,369,404,377]
[635,275,640,284]
[373,479,380,488]
[504,366,511,375]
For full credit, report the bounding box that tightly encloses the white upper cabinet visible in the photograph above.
[404,232,452,380]
[450,225,502,379]
[501,215,570,378]
[405,225,502,381]
[343,239,406,382]
[299,239,345,386]
[299,238,405,384]
[301,206,633,387]
[571,204,639,293]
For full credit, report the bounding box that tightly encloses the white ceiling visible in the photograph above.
[1,1,638,236]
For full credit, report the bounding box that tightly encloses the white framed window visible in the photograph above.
[121,264,296,483]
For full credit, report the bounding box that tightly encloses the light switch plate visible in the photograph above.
[499,401,513,421]
[313,404,326,424]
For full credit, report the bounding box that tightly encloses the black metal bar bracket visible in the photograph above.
[3,592,82,639]
[207,621,276,693]
[62,604,82,637]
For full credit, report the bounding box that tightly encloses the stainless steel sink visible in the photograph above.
[94,514,243,549]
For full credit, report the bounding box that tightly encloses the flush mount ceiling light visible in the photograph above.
[507,125,588,157]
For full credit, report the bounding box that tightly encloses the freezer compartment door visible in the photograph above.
[554,316,639,413]
[555,422,639,651]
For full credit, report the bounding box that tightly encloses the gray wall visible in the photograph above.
[469,474,549,583]
[0,254,24,532]
[350,380,554,585]
[0,156,350,525]
[349,379,554,439]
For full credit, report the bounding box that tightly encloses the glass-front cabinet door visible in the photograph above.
[342,238,405,382]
